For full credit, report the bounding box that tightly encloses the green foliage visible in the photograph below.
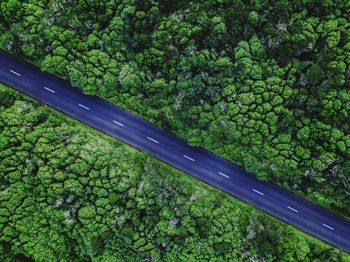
[1,85,349,261]
[1,0,350,259]
[68,50,119,95]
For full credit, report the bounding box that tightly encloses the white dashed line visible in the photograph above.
[183,155,195,162]
[287,206,299,213]
[9,70,21,76]
[147,137,159,144]
[218,172,230,178]
[322,224,334,230]
[44,86,55,93]
[113,120,125,127]
[252,189,264,196]
[78,104,90,110]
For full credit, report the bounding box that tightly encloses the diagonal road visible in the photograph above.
[0,51,349,253]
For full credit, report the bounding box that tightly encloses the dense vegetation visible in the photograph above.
[1,0,350,218]
[2,85,348,261]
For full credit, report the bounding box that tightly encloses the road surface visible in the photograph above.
[0,50,349,253]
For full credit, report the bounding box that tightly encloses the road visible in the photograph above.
[0,50,349,253]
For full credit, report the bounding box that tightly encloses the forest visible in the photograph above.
[0,84,349,261]
[1,0,350,260]
[1,0,350,217]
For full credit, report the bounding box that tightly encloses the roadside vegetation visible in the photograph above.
[1,0,350,259]
[1,84,349,261]
[1,1,350,218]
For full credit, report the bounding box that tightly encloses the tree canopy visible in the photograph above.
[1,0,350,259]
[0,84,349,261]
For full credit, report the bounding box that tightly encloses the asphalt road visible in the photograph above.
[1,50,349,253]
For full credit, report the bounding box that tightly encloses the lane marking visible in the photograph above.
[322,224,334,231]
[113,120,125,127]
[78,103,90,110]
[287,206,299,213]
[147,137,159,144]
[44,86,55,93]
[252,189,264,196]
[9,70,21,76]
[218,172,230,179]
[183,155,195,162]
